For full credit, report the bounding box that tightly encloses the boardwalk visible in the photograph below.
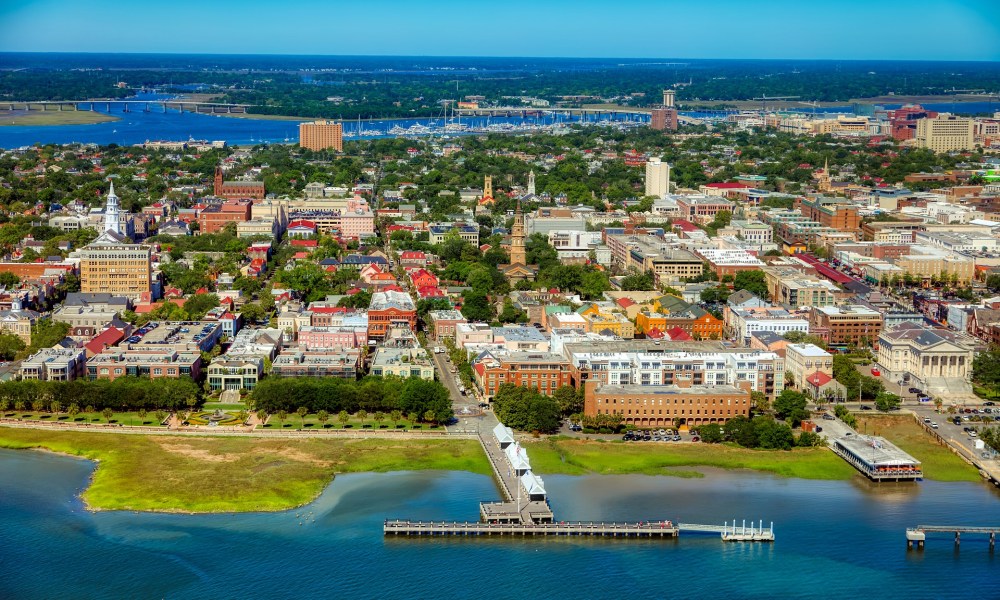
[906,525,999,550]
[476,433,553,524]
[384,519,679,538]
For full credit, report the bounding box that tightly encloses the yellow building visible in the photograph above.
[79,231,152,297]
[894,254,974,284]
[584,312,635,339]
[916,115,975,152]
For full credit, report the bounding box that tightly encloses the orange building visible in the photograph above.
[583,380,751,428]
[299,120,344,152]
[367,290,417,339]
[795,196,861,231]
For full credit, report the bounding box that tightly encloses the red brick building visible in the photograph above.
[197,200,252,234]
[367,290,417,339]
[473,351,573,401]
[214,167,265,200]
[583,380,751,428]
[650,108,678,131]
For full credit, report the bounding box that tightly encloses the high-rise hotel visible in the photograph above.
[79,182,152,297]
[299,120,344,152]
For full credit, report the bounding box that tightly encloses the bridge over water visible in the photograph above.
[4,100,252,114]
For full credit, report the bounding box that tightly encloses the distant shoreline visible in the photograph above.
[0,110,120,127]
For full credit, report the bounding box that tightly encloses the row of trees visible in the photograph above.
[697,415,823,450]
[250,376,453,423]
[0,377,200,411]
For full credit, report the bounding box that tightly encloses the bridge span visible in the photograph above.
[3,100,252,114]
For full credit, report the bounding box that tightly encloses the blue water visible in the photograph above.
[0,92,647,149]
[0,448,998,599]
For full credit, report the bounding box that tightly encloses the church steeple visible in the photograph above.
[104,181,121,235]
[527,170,536,196]
[510,200,526,265]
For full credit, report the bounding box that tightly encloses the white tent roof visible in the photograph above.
[504,442,531,471]
[520,471,546,497]
[492,423,515,445]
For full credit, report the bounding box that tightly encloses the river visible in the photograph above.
[0,448,997,599]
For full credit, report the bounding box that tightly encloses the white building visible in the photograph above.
[645,158,671,198]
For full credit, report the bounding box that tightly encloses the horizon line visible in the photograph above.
[1,51,999,64]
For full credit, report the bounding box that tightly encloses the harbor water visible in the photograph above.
[0,448,997,599]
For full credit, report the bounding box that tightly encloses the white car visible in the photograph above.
[931,422,939,429]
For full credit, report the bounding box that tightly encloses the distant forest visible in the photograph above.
[3,53,999,119]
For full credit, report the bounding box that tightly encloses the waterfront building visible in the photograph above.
[784,343,833,390]
[472,350,573,400]
[583,380,750,428]
[299,120,344,152]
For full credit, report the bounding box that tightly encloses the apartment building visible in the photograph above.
[87,349,201,381]
[79,233,152,297]
[299,120,344,152]
[20,348,88,381]
[784,343,833,389]
[583,380,750,428]
[271,349,360,379]
[473,350,573,400]
[916,115,975,152]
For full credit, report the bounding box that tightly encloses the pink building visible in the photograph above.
[297,325,367,349]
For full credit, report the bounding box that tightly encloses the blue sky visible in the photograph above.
[1,0,999,60]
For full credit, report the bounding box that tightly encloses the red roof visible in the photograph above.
[85,327,125,355]
[418,286,445,298]
[646,327,665,339]
[288,219,316,229]
[400,251,426,259]
[473,363,485,377]
[616,298,636,309]
[291,239,318,248]
[665,327,693,341]
[673,219,700,232]
[293,252,309,259]
[806,372,833,387]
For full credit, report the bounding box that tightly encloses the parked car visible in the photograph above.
[870,367,881,376]
[931,422,939,429]
[822,414,836,420]
[860,405,873,411]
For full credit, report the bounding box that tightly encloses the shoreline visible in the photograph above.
[0,110,121,127]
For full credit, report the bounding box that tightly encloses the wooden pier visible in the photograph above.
[385,423,774,543]
[906,525,999,551]
[384,519,679,537]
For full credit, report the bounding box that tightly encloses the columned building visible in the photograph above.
[80,184,152,298]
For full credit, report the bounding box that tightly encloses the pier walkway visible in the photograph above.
[906,525,999,550]
[384,520,679,538]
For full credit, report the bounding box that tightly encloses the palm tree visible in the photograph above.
[407,411,419,426]
[317,410,330,428]
[357,409,368,428]
[154,410,167,426]
[390,409,402,427]
[67,403,80,421]
[138,408,148,425]
[50,400,62,418]
[338,410,350,428]
[101,408,114,424]
[296,406,308,428]
[13,400,25,413]
[374,411,385,429]
[424,410,436,425]
[31,399,44,413]
[256,409,268,424]
[934,398,943,413]
[276,410,288,427]
[0,399,8,414]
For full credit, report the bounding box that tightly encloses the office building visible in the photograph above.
[584,380,750,428]
[915,115,975,152]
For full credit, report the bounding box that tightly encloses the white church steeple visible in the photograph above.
[104,181,121,235]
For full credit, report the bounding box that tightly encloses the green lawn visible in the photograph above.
[0,109,120,126]
[524,437,858,481]
[262,414,439,431]
[857,415,982,482]
[202,402,248,411]
[2,411,166,426]
[0,428,489,513]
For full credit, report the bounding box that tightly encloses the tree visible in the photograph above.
[755,418,795,450]
[874,391,901,412]
[67,403,80,421]
[101,408,114,424]
[296,406,308,428]
[700,285,731,304]
[31,399,44,413]
[183,293,221,320]
[276,409,288,426]
[733,271,769,300]
[317,409,330,428]
[491,384,562,432]
[338,410,350,428]
[390,409,402,426]
[460,290,494,322]
[620,270,656,291]
[374,411,386,429]
[552,385,583,416]
[0,272,20,288]
[423,410,436,424]
[357,409,368,427]
[699,423,725,443]
[796,431,823,447]
[138,407,148,424]
[773,389,808,422]
[240,302,267,324]
[0,333,25,360]
[750,391,770,413]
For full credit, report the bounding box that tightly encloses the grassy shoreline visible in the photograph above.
[856,415,981,482]
[0,428,489,513]
[526,437,858,480]
[0,110,120,127]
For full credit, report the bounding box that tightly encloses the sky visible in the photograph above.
[1,0,999,61]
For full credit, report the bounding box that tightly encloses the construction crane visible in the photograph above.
[752,95,800,112]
